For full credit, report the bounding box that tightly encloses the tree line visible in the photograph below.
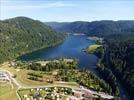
[105,34,134,98]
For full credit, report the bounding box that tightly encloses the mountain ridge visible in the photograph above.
[46,20,134,36]
[0,17,65,63]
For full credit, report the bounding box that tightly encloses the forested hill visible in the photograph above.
[46,20,134,36]
[102,34,134,98]
[0,17,65,63]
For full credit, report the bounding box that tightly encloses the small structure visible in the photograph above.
[73,91,82,98]
[53,71,58,76]
[24,94,28,98]
[56,94,60,100]
[30,88,34,92]
[40,88,42,91]
[0,71,10,81]
[83,90,93,100]
[37,88,39,91]
[10,61,17,66]
[33,93,39,100]
[45,87,48,90]
[26,98,30,100]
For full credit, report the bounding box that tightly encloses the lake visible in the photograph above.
[18,34,98,72]
[18,34,131,100]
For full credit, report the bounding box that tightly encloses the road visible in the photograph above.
[0,69,22,100]
[0,69,114,100]
[80,86,114,99]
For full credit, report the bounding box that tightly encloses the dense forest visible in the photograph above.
[95,34,134,99]
[0,17,66,63]
[104,34,134,97]
[84,41,120,98]
[46,20,134,36]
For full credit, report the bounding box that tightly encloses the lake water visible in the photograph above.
[18,34,98,72]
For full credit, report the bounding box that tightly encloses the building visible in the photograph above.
[74,92,81,98]
[0,71,10,81]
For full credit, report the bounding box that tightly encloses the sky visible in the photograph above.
[0,0,134,22]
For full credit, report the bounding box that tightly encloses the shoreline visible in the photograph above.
[73,33,85,36]
[17,36,66,61]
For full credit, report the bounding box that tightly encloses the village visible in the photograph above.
[18,86,94,100]
[0,70,94,100]
[0,68,114,100]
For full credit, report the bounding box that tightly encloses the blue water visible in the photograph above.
[18,34,132,99]
[18,34,98,71]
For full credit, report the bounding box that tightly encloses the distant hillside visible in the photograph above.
[0,17,65,63]
[45,22,70,30]
[46,20,134,36]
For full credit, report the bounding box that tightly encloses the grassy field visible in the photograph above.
[0,82,18,100]
[85,44,102,53]
[0,62,78,100]
[0,64,46,86]
[0,62,79,88]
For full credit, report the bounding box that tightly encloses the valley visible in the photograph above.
[0,20,134,100]
[1,0,134,100]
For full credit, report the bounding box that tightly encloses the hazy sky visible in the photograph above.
[0,0,134,22]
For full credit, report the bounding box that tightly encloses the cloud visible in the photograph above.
[48,1,75,8]
[1,1,76,11]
